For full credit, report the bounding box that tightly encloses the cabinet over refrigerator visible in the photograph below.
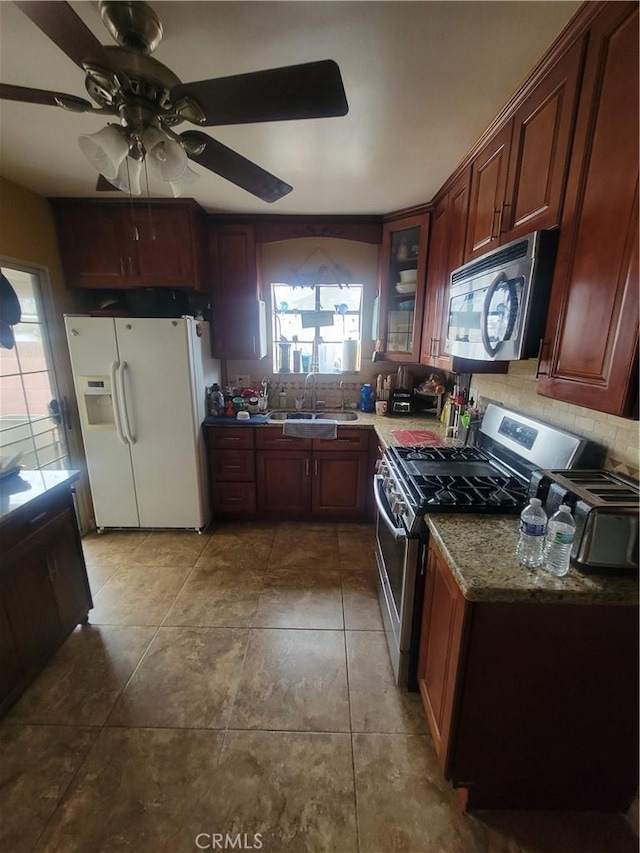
[65,316,220,531]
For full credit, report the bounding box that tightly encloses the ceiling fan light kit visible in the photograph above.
[5,0,350,202]
[141,125,188,182]
[110,155,143,196]
[78,124,129,180]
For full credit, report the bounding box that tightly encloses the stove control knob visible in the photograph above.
[375,459,387,475]
[392,499,405,516]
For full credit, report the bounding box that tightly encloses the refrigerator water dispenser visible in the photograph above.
[79,376,116,428]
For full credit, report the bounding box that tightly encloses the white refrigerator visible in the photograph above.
[64,315,220,531]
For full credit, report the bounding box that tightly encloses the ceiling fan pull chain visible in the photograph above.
[142,157,156,241]
[126,163,138,244]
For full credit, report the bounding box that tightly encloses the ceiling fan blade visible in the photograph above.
[181,131,292,203]
[0,82,93,112]
[172,59,348,127]
[14,1,115,71]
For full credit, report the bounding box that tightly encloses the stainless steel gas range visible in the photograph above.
[374,403,600,689]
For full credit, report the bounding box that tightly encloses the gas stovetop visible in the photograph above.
[389,444,528,512]
[377,404,600,532]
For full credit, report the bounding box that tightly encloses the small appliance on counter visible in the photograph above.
[389,389,415,416]
[389,365,415,415]
[529,469,639,572]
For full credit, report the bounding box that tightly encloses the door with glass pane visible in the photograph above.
[0,265,71,472]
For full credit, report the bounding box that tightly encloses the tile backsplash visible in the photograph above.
[471,360,639,477]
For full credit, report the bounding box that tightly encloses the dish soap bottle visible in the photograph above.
[279,386,287,409]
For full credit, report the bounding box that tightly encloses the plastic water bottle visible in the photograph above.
[543,504,576,577]
[516,498,547,568]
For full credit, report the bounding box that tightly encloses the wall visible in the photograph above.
[471,359,639,476]
[0,176,92,527]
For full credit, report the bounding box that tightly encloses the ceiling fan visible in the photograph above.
[0,0,349,202]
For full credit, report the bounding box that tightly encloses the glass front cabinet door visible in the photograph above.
[377,213,430,363]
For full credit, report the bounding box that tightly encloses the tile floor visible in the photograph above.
[0,522,636,853]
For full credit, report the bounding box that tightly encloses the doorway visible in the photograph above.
[0,264,71,470]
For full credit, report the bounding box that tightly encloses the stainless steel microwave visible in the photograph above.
[445,230,559,361]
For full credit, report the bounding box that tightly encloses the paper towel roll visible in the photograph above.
[342,340,360,372]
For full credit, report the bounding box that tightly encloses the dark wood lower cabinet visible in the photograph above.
[418,538,639,811]
[417,542,466,772]
[0,483,92,716]
[207,425,375,521]
[312,452,368,519]
[206,426,257,518]
[256,450,312,516]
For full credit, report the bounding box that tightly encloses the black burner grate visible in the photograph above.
[389,444,528,513]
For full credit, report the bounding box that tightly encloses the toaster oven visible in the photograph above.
[529,469,639,572]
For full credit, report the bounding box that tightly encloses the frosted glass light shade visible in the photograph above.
[142,126,188,181]
[169,165,199,197]
[109,157,142,196]
[78,125,129,179]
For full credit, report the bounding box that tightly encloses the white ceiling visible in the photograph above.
[0,1,581,216]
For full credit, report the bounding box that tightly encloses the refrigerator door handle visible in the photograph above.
[110,360,128,446]
[117,360,137,445]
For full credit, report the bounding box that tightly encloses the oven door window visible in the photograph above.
[448,274,523,357]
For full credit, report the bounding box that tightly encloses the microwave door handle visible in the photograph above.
[374,475,406,540]
[481,271,509,357]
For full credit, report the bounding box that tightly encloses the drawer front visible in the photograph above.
[212,481,257,514]
[210,450,255,482]
[255,429,312,451]
[313,428,370,452]
[206,427,255,450]
[0,490,70,556]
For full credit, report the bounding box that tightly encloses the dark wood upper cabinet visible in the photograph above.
[464,123,513,261]
[53,204,128,289]
[208,223,264,360]
[52,200,206,291]
[377,213,430,363]
[537,2,639,416]
[464,35,584,261]
[130,206,205,289]
[502,36,585,241]
[422,172,470,371]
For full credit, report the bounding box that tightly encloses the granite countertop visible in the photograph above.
[203,410,452,449]
[426,514,639,607]
[0,469,80,526]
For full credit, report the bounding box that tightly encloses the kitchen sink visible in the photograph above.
[268,411,358,421]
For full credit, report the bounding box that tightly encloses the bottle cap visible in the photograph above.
[530,498,542,505]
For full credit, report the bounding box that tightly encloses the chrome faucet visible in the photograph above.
[304,372,317,411]
[339,380,346,412]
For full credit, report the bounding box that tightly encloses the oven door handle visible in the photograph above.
[374,475,406,541]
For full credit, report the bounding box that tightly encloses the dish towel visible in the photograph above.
[283,419,338,440]
[390,429,446,447]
